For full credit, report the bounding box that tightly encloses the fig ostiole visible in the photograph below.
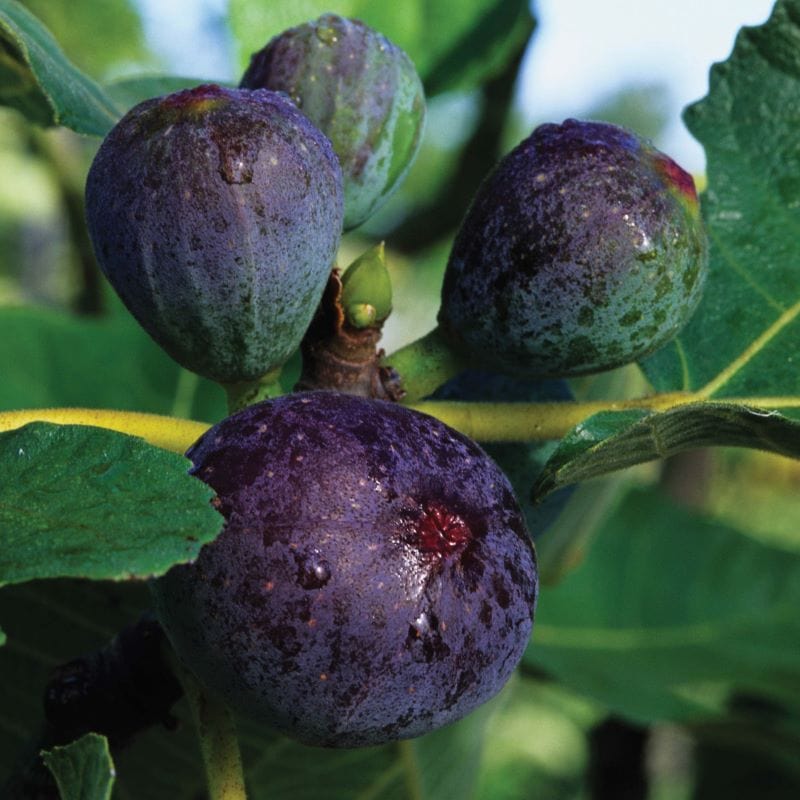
[85,83,344,385]
[439,118,708,377]
[151,391,537,748]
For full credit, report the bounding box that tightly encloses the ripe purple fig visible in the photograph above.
[439,119,708,377]
[241,14,425,230]
[85,84,344,384]
[151,391,537,747]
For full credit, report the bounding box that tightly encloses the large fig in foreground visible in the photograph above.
[439,119,708,377]
[85,84,344,384]
[151,391,537,748]
[241,14,425,230]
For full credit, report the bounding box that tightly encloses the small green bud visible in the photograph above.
[341,242,393,328]
[348,303,378,328]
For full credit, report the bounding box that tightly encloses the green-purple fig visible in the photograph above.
[241,14,425,230]
[439,119,708,377]
[85,84,344,384]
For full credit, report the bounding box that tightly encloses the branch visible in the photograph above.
[1,394,798,454]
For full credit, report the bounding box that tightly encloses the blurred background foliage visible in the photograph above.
[0,0,798,798]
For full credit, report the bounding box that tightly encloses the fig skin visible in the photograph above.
[438,119,708,377]
[85,84,344,384]
[241,14,426,230]
[151,391,537,748]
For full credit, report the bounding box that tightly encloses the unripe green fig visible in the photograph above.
[85,84,344,384]
[438,119,708,377]
[241,14,426,230]
[151,391,537,748]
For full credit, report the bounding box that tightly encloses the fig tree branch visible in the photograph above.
[0,393,798,452]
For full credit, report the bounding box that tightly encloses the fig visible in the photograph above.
[151,391,537,747]
[85,84,344,384]
[241,14,426,230]
[438,119,708,377]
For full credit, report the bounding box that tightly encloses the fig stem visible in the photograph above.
[171,368,201,420]
[222,366,284,413]
[398,740,424,800]
[383,325,466,403]
[166,648,248,800]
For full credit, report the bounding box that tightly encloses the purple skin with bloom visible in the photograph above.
[151,391,537,748]
[85,84,343,384]
[439,119,708,377]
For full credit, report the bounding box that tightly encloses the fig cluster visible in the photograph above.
[439,119,708,377]
[85,15,425,387]
[81,11,710,755]
[151,392,537,747]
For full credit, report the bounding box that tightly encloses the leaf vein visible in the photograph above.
[707,223,786,312]
[699,300,800,397]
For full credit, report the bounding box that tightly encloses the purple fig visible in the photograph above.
[439,119,708,377]
[241,14,425,230]
[151,391,537,747]
[85,84,344,384]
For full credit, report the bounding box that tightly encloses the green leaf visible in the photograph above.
[113,689,498,799]
[0,423,222,587]
[0,0,120,134]
[527,487,800,722]
[642,0,800,401]
[238,698,496,800]
[228,0,534,96]
[703,448,800,553]
[533,402,800,497]
[41,733,115,800]
[0,578,497,798]
[105,75,219,115]
[535,477,625,585]
[475,676,600,800]
[0,580,149,791]
[19,0,155,78]
[0,306,227,423]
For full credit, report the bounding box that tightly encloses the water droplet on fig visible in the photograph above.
[411,611,432,636]
[214,135,257,185]
[219,156,254,184]
[315,25,338,45]
[405,611,450,664]
[296,552,332,589]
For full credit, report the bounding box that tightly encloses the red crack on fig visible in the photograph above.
[414,503,471,558]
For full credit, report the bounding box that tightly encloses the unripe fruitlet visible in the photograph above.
[85,84,344,384]
[439,119,708,377]
[241,14,425,230]
[151,392,537,748]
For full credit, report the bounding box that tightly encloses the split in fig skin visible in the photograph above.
[439,118,708,377]
[151,391,537,748]
[85,84,344,385]
[241,14,426,231]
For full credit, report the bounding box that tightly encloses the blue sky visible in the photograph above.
[520,0,775,171]
[135,1,776,172]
